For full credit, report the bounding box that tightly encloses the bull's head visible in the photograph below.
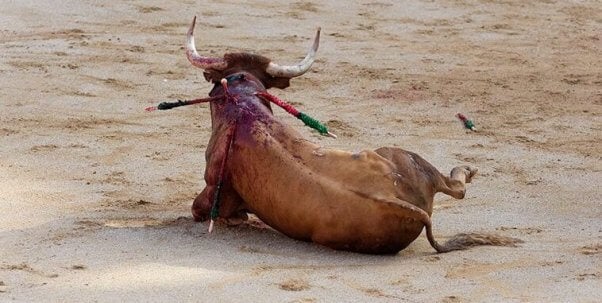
[186,16,320,89]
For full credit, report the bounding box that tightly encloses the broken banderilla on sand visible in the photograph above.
[457,113,477,131]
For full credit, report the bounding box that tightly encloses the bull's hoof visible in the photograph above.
[464,166,478,183]
[452,165,478,183]
[245,214,271,229]
[223,211,249,226]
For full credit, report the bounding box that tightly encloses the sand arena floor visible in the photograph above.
[1,1,600,302]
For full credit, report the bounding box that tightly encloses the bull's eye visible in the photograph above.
[226,74,245,83]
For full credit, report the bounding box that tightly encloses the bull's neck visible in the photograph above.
[207,82,273,131]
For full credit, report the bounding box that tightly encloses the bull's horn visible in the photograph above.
[186,16,228,70]
[265,27,320,78]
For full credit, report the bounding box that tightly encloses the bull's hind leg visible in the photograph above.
[439,166,478,199]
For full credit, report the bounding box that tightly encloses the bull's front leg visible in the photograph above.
[192,183,247,223]
[191,124,247,228]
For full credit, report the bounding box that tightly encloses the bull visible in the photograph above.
[158,16,520,254]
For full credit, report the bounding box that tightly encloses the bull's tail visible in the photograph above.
[381,197,522,253]
[425,221,523,253]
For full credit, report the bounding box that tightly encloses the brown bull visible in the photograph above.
[177,17,520,254]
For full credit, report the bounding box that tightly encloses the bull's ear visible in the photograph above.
[203,72,213,82]
[266,77,291,89]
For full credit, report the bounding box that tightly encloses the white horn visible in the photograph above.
[186,16,228,70]
[265,27,321,78]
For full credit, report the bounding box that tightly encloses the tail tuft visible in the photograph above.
[437,232,523,252]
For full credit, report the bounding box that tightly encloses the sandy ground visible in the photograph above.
[1,0,600,302]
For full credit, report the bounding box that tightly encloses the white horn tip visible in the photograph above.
[188,16,197,33]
